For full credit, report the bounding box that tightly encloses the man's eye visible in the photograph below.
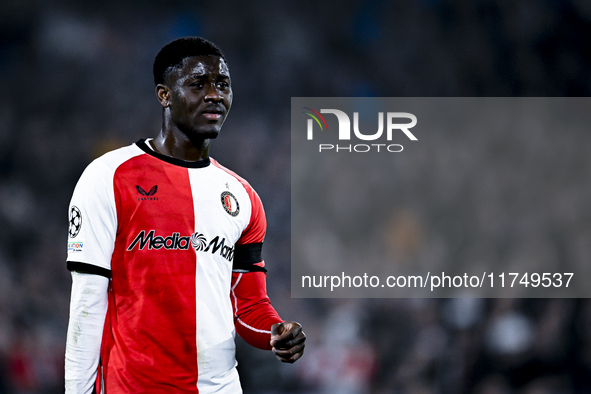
[191,83,204,88]
[216,82,229,89]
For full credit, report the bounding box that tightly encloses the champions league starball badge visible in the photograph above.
[69,206,82,238]
[220,191,239,217]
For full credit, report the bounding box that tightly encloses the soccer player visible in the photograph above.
[65,36,305,393]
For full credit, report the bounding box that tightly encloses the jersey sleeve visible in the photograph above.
[231,271,282,350]
[67,159,117,277]
[230,181,282,349]
[232,183,267,273]
[65,272,109,394]
[210,158,283,348]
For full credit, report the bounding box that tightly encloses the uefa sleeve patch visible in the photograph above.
[68,205,82,238]
[68,241,84,252]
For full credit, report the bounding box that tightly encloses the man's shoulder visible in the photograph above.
[73,142,145,192]
[94,141,143,166]
[209,158,264,211]
[209,158,255,189]
[85,141,144,174]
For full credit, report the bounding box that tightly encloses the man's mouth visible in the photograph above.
[202,113,222,120]
[202,106,224,120]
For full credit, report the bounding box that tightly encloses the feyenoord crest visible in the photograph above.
[69,206,82,238]
[220,191,239,217]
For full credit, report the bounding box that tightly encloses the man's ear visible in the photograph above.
[156,84,171,108]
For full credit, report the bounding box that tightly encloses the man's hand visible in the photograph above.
[270,321,306,363]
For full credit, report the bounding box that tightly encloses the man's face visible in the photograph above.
[165,56,233,139]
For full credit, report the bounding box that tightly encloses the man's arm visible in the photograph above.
[65,271,109,394]
[231,270,306,362]
[218,165,305,361]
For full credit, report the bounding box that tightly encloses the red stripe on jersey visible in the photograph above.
[210,158,266,245]
[102,153,199,393]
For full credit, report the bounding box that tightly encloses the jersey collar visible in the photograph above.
[136,139,211,168]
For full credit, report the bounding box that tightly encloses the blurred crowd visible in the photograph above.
[1,0,591,393]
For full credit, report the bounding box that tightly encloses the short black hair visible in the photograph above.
[153,36,226,86]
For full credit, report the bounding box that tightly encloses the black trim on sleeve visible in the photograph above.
[232,243,267,273]
[67,261,112,279]
[136,139,211,168]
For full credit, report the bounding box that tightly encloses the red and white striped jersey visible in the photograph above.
[66,139,282,393]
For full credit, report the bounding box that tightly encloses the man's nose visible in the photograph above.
[204,83,222,101]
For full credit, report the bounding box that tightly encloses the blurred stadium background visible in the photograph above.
[1,0,591,393]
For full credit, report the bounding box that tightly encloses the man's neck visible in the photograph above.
[151,129,211,161]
